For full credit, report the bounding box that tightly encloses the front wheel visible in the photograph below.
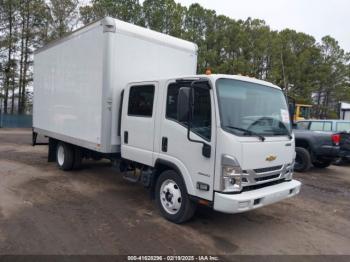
[155,170,196,224]
[294,147,311,172]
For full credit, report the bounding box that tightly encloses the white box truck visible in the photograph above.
[33,17,301,223]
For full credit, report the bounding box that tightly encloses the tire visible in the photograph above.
[155,170,196,224]
[73,147,82,169]
[312,160,331,168]
[294,147,311,172]
[333,157,345,166]
[92,155,102,161]
[56,142,75,171]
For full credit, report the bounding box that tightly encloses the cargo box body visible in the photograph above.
[33,17,197,153]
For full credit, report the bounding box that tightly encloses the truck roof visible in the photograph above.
[147,74,282,90]
[205,74,281,90]
[35,17,198,55]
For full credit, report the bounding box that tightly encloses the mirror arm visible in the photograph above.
[186,122,202,145]
[186,126,211,158]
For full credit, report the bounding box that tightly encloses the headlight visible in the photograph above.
[221,155,243,192]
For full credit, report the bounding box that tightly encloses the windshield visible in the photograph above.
[300,106,311,119]
[216,78,291,137]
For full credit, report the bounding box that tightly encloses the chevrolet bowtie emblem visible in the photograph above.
[266,155,277,162]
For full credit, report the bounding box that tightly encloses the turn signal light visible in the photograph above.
[331,134,341,146]
[198,199,210,206]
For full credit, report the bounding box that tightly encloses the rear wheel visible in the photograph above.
[155,170,196,224]
[312,160,331,168]
[294,147,311,172]
[56,142,74,171]
[73,147,82,169]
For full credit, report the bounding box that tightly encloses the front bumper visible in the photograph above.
[213,180,301,214]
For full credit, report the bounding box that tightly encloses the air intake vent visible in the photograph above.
[255,174,279,182]
[254,165,282,173]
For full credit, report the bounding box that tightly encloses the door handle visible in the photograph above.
[124,131,128,144]
[162,137,168,152]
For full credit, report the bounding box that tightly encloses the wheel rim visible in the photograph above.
[160,179,182,215]
[57,145,65,166]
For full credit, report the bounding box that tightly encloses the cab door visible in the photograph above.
[157,80,216,201]
[121,82,158,166]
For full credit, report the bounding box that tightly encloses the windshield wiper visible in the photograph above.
[224,126,266,141]
[270,130,293,140]
[274,120,293,140]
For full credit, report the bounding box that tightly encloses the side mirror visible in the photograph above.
[177,87,192,122]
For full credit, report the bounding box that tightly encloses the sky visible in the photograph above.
[173,0,350,52]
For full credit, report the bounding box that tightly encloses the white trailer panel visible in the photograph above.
[33,17,197,153]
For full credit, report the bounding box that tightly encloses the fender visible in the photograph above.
[152,158,195,196]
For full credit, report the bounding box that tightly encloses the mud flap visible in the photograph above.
[48,138,57,162]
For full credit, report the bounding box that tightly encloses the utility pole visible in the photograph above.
[280,51,287,95]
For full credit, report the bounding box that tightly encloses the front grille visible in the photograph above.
[254,165,282,173]
[255,174,279,182]
[242,179,286,192]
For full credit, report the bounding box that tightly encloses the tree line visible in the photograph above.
[0,0,79,114]
[1,0,349,118]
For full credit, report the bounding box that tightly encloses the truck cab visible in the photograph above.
[294,104,312,122]
[120,74,301,223]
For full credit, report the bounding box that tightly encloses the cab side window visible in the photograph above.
[128,85,155,117]
[310,121,324,131]
[323,122,332,131]
[296,121,309,130]
[166,85,179,121]
[166,83,211,141]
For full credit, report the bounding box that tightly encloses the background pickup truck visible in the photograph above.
[338,132,350,164]
[295,119,350,165]
[293,129,340,172]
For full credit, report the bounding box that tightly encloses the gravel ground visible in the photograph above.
[0,128,349,255]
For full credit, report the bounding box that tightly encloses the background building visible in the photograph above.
[340,102,350,120]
